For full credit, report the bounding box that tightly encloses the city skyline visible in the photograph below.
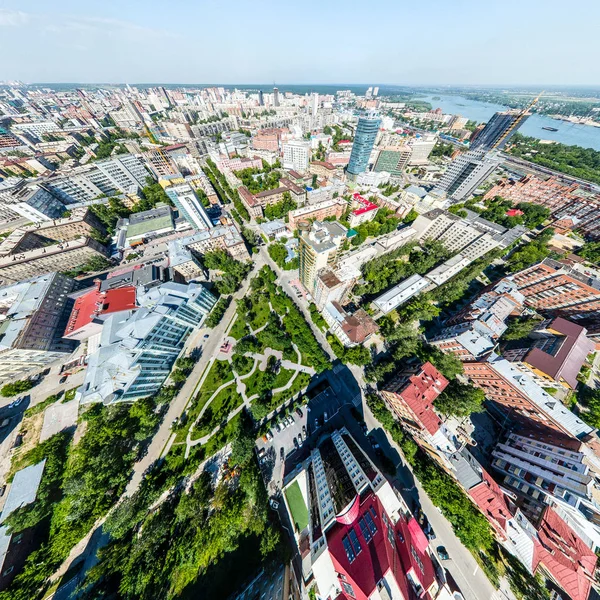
[0,0,596,85]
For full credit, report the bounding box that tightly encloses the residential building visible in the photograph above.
[165,183,212,231]
[63,280,137,341]
[508,258,600,333]
[298,221,347,294]
[238,179,306,219]
[347,114,381,179]
[287,198,347,231]
[313,267,353,311]
[100,263,168,292]
[78,282,216,404]
[501,317,595,389]
[0,273,78,384]
[322,302,378,347]
[491,431,600,554]
[463,358,593,440]
[167,238,205,282]
[252,128,287,152]
[216,155,262,172]
[412,208,526,262]
[283,141,311,173]
[0,461,46,591]
[348,193,379,228]
[0,237,109,285]
[259,220,287,240]
[433,149,500,201]
[177,225,250,262]
[282,427,455,600]
[309,161,336,179]
[470,110,530,151]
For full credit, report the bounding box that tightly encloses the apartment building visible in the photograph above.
[322,302,378,347]
[348,193,379,228]
[0,272,78,384]
[298,220,347,294]
[308,161,336,179]
[215,155,262,172]
[177,225,250,262]
[238,178,306,219]
[287,198,347,231]
[78,282,216,404]
[283,140,310,173]
[0,237,109,285]
[463,358,593,440]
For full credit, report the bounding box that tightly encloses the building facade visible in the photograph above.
[347,115,381,178]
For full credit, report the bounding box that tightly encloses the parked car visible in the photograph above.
[295,407,303,418]
[314,418,319,429]
[437,546,450,561]
[323,412,328,422]
[59,375,68,384]
[9,397,24,409]
[275,422,283,433]
[302,425,307,437]
[257,447,266,458]
[203,334,209,340]
[0,418,10,428]
[0,485,5,497]
[369,435,380,450]
[265,431,273,441]
[293,437,299,450]
[426,528,436,541]
[286,415,295,426]
[280,447,285,460]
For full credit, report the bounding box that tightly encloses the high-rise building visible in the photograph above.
[408,135,437,165]
[165,183,213,231]
[470,110,530,151]
[258,90,264,106]
[281,427,456,600]
[282,140,310,173]
[273,87,280,107]
[298,221,347,294]
[433,149,499,201]
[346,114,381,179]
[311,92,319,117]
[374,146,411,175]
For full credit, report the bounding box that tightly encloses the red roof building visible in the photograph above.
[64,280,137,341]
[348,193,379,228]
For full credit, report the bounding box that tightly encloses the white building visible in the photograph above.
[283,140,311,173]
[165,183,213,231]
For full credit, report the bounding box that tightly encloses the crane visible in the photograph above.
[491,90,544,150]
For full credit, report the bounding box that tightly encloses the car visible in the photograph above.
[437,546,450,561]
[323,412,328,422]
[298,432,303,443]
[302,425,307,437]
[0,485,5,497]
[369,436,380,450]
[280,447,285,460]
[286,415,295,426]
[203,334,210,340]
[298,436,303,447]
[265,431,273,441]
[257,447,266,457]
[314,418,319,429]
[275,422,283,433]
[426,528,436,541]
[59,375,68,384]
[293,437,299,449]
[295,407,303,418]
[9,398,24,409]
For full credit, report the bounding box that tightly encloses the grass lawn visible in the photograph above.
[63,387,78,402]
[272,372,310,405]
[230,316,250,340]
[245,367,296,398]
[203,412,241,458]
[285,480,309,532]
[250,294,271,330]
[175,360,234,443]
[235,357,256,377]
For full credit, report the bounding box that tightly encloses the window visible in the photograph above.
[342,536,356,563]
[365,511,377,536]
[348,529,362,555]
[341,582,355,598]
[359,518,372,542]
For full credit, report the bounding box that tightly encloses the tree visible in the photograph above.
[268,243,288,268]
[1,379,34,397]
[434,380,485,417]
[229,412,256,467]
[502,315,541,341]
[343,345,372,366]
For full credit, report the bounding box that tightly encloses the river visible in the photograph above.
[420,94,600,151]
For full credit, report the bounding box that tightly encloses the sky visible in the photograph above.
[0,0,598,86]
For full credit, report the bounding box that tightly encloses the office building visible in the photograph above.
[348,194,379,228]
[374,147,412,175]
[463,358,593,440]
[408,135,437,166]
[165,183,212,231]
[433,149,500,201]
[501,317,595,389]
[346,114,381,179]
[273,87,280,107]
[470,110,530,151]
[283,141,311,173]
[0,273,78,384]
[78,282,216,404]
[258,90,264,106]
[0,237,109,285]
[298,221,347,294]
[122,203,176,246]
[175,225,250,262]
[282,427,456,600]
[0,183,70,222]
[167,239,205,282]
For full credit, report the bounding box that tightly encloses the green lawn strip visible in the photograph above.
[174,360,234,443]
[63,387,78,402]
[245,366,296,398]
[271,373,310,407]
[193,385,243,439]
[203,412,241,457]
[230,316,250,340]
[285,480,309,531]
[23,393,61,419]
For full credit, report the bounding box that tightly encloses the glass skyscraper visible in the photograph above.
[470,110,529,151]
[347,115,381,178]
